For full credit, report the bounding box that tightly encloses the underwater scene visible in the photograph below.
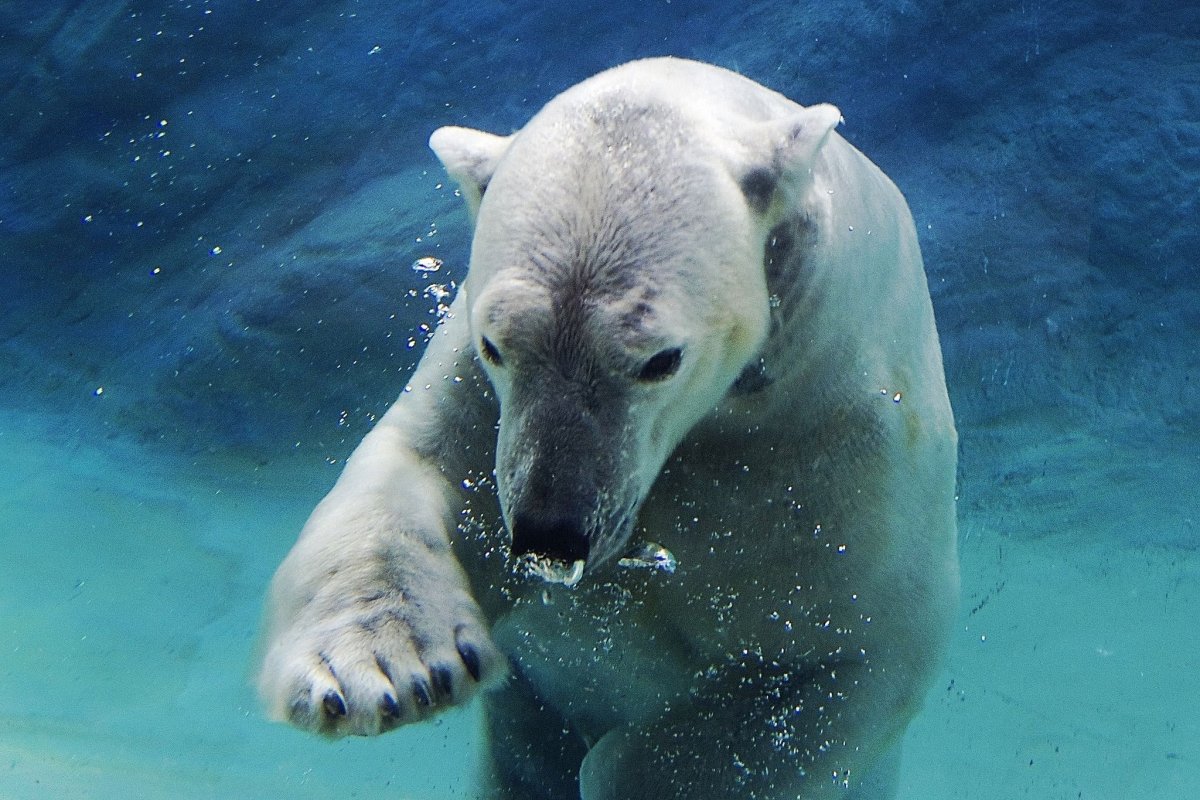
[1,1,1197,798]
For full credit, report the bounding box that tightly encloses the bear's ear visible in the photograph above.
[775,103,843,174]
[740,103,842,212]
[429,126,514,217]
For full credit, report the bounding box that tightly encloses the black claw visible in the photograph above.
[430,663,454,698]
[457,641,482,682]
[322,690,347,718]
[381,693,401,719]
[412,676,433,707]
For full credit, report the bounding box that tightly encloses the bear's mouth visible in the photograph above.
[518,553,587,587]
[505,495,643,588]
[516,540,679,588]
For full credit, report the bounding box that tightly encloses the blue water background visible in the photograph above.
[1,1,1197,797]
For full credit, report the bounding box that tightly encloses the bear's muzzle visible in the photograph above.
[510,508,591,568]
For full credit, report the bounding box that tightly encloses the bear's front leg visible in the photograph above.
[257,424,504,737]
[578,657,912,800]
[258,306,506,737]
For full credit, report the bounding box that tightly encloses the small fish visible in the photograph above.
[618,542,678,574]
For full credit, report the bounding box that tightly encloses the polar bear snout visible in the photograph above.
[510,509,591,566]
[495,390,633,580]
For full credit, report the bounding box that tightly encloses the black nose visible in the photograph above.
[510,511,590,565]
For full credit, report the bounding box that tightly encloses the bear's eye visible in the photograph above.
[480,336,503,367]
[637,347,683,383]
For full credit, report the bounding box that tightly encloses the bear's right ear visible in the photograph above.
[429,126,514,218]
[740,103,842,212]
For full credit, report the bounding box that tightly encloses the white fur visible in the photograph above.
[259,58,957,799]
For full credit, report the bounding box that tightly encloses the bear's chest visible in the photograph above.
[469,439,899,739]
[486,540,870,743]
[490,573,698,739]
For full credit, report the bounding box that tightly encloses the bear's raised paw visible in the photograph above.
[259,587,504,737]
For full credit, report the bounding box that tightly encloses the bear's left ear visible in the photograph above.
[429,126,514,218]
[740,103,843,212]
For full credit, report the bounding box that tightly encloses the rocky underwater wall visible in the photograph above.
[2,0,1196,462]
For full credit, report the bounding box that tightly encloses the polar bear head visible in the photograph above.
[430,59,840,581]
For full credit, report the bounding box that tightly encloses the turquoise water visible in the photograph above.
[3,412,1196,797]
[2,2,1197,797]
[0,412,482,798]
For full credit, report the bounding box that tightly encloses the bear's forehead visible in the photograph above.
[470,85,751,358]
[482,262,667,345]
[493,90,724,211]
[478,113,719,294]
[549,89,690,154]
[476,176,706,337]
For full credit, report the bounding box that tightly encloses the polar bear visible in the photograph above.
[258,57,958,800]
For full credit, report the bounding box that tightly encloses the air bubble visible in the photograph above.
[411,256,443,274]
